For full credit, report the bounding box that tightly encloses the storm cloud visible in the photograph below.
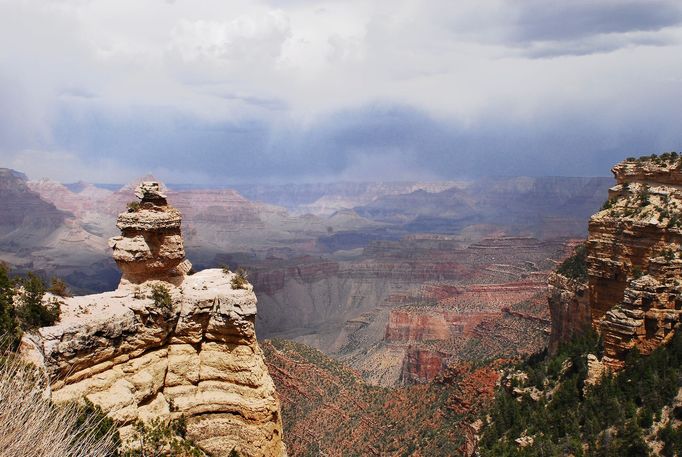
[1,0,681,183]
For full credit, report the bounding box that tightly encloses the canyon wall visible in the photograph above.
[547,272,590,354]
[549,154,682,368]
[22,182,286,457]
[250,236,562,386]
[0,168,69,246]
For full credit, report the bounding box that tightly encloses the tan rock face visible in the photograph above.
[23,183,286,457]
[550,155,682,368]
[547,272,590,354]
[109,182,191,285]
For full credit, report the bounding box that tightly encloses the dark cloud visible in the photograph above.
[514,0,682,43]
[499,0,682,57]
[523,33,675,58]
[45,100,682,184]
[2,1,682,183]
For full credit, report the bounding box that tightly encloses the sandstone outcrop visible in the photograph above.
[108,181,192,285]
[549,154,682,368]
[22,182,286,457]
[547,272,590,354]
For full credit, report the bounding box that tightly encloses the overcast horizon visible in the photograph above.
[1,0,681,184]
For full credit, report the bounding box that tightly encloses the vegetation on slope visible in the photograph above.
[121,418,207,457]
[262,338,498,456]
[480,330,682,456]
[556,244,588,281]
[625,151,680,165]
[0,264,60,348]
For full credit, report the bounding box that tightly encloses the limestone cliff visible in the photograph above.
[549,153,682,368]
[22,182,286,457]
[547,272,590,354]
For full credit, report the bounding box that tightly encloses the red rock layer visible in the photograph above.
[399,346,448,383]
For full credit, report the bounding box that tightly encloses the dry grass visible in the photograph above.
[0,351,117,457]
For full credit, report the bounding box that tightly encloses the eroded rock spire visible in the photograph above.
[108,181,192,285]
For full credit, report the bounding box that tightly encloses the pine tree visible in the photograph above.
[0,264,20,348]
[17,272,59,329]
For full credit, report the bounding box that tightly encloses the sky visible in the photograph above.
[1,0,682,184]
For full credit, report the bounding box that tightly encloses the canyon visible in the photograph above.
[246,236,563,385]
[0,168,612,388]
[261,339,499,456]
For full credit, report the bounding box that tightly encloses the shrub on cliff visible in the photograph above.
[49,277,72,298]
[150,284,173,310]
[0,265,21,348]
[16,272,60,329]
[0,267,66,346]
[126,201,141,212]
[231,268,249,290]
[557,244,588,281]
[122,418,205,456]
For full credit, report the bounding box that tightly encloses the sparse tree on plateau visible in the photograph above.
[0,264,20,348]
[17,272,59,329]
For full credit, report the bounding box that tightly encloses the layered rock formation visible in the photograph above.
[549,154,682,368]
[248,236,564,386]
[22,182,286,457]
[547,272,590,354]
[0,168,69,246]
[109,182,192,285]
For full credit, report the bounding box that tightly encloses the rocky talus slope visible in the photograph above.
[21,182,286,457]
[262,339,498,457]
[549,154,682,368]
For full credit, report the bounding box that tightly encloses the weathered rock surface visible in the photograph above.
[22,182,286,457]
[550,154,682,368]
[109,182,192,285]
[547,272,591,353]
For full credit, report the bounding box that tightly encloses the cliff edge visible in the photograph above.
[22,182,287,456]
[549,153,682,368]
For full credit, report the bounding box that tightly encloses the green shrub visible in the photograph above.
[0,265,21,349]
[150,284,173,309]
[638,185,651,206]
[231,268,249,290]
[663,249,676,261]
[49,277,71,298]
[481,330,682,456]
[557,244,588,281]
[122,417,205,456]
[601,198,616,211]
[73,399,121,452]
[17,272,60,329]
[632,266,644,279]
[126,201,140,212]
